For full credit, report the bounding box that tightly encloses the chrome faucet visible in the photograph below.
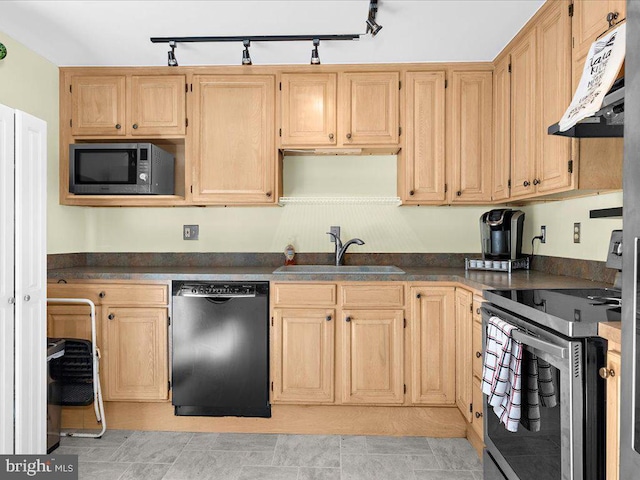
[326,231,365,266]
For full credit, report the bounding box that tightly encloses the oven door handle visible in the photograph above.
[511,329,568,359]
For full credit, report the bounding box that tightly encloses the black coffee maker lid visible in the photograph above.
[485,208,512,227]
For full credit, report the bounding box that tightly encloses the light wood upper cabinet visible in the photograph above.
[129,76,186,136]
[410,287,455,405]
[191,75,276,204]
[403,71,446,204]
[272,308,335,404]
[509,30,537,199]
[71,76,126,136]
[341,72,400,145]
[449,70,493,203]
[492,55,511,202]
[70,74,186,137]
[280,73,337,147]
[102,306,168,401]
[341,308,404,404]
[455,288,473,422]
[536,0,573,195]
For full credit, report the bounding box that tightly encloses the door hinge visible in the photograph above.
[271,316,274,327]
[279,82,282,91]
[508,63,512,73]
[568,160,574,173]
[69,85,72,94]
[168,381,171,391]
[403,318,407,328]
[279,128,282,137]
[568,3,574,17]
[185,118,188,127]
[168,315,171,326]
[190,185,193,194]
[470,303,473,313]
[508,178,511,189]
[185,84,188,93]
[398,126,402,136]
[444,183,448,193]
[470,403,473,413]
[190,84,193,92]
[70,119,72,128]
[404,384,407,394]
[271,381,274,391]
[399,81,401,90]
[444,79,448,89]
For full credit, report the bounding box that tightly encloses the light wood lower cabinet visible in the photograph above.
[271,308,335,403]
[410,287,456,405]
[341,309,404,405]
[47,282,169,402]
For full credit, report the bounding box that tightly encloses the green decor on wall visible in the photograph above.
[0,42,7,60]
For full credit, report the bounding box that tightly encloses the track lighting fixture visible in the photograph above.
[167,41,178,67]
[241,40,252,65]
[366,18,382,37]
[310,39,320,65]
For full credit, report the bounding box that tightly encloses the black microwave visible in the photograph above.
[69,143,174,195]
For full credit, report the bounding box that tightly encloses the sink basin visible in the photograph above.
[272,265,405,275]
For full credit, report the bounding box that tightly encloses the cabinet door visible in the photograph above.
[449,71,493,203]
[471,376,484,440]
[47,304,102,344]
[71,76,126,136]
[341,309,404,404]
[410,287,455,405]
[341,72,399,145]
[536,0,573,194]
[510,31,537,199]
[129,75,186,136]
[403,71,446,204]
[493,55,511,202]
[605,349,621,480]
[455,288,473,422]
[280,73,337,147]
[272,308,335,404]
[103,307,168,401]
[192,75,276,204]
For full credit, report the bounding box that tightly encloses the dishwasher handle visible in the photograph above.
[177,292,258,299]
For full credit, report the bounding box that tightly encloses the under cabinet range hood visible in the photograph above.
[548,78,624,138]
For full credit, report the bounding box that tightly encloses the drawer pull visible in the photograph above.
[328,133,334,140]
[115,123,121,130]
[476,308,480,314]
[475,412,483,419]
[346,133,352,140]
[132,123,138,129]
[99,291,106,298]
[475,351,482,358]
[523,180,530,187]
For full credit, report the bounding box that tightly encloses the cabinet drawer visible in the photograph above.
[473,321,483,379]
[341,283,404,308]
[47,283,168,306]
[473,295,483,323]
[273,283,336,306]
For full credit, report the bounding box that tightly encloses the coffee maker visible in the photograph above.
[480,209,525,260]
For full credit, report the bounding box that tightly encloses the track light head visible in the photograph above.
[310,38,320,65]
[167,41,178,67]
[242,39,252,65]
[366,18,382,37]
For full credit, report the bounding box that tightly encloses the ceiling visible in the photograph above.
[0,0,545,67]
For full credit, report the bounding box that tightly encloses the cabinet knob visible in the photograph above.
[475,412,483,419]
[599,367,616,379]
[533,178,540,185]
[8,297,15,305]
[456,191,462,197]
[23,295,30,302]
[607,11,619,27]
[132,123,138,130]
[476,351,482,358]
[409,190,415,196]
[328,133,334,140]
[108,313,115,320]
[266,191,272,198]
[416,293,421,299]
[99,291,106,298]
[115,123,121,130]
[345,316,351,322]
[476,308,481,314]
[346,133,352,140]
[326,315,332,322]
[523,180,530,187]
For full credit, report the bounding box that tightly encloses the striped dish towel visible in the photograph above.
[481,316,523,433]
[520,352,558,432]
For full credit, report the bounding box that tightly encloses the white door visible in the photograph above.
[0,104,15,454]
[14,110,47,454]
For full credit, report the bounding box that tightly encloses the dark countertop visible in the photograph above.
[47,266,610,292]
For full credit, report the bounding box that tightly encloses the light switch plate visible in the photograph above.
[183,225,199,240]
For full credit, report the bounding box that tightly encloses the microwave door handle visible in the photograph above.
[511,330,568,359]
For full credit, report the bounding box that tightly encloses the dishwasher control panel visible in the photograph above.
[174,282,268,298]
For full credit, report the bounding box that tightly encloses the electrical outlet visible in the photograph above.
[329,226,340,242]
[541,226,546,244]
[183,225,199,240]
[573,223,581,243]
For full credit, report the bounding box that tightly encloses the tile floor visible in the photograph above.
[55,430,482,480]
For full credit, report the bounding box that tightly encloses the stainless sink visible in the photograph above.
[272,265,405,275]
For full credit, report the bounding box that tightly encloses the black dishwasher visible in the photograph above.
[171,281,270,417]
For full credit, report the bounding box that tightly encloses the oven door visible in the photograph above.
[481,304,584,480]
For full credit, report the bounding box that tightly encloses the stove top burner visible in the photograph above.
[484,287,621,337]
